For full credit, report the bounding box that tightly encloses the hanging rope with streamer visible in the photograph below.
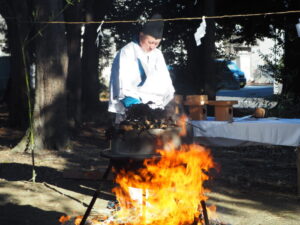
[13,9,300,25]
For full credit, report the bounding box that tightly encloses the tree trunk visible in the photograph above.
[31,0,69,151]
[81,0,101,119]
[1,0,31,128]
[184,0,216,100]
[202,0,216,101]
[282,17,300,98]
[185,32,204,94]
[64,1,84,128]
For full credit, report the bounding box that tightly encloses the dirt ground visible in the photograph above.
[0,105,300,225]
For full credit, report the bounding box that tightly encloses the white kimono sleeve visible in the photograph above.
[138,50,175,108]
[108,42,142,114]
[118,44,142,100]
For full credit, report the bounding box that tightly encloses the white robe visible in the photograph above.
[108,41,175,115]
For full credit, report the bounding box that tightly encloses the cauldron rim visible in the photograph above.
[101,149,161,161]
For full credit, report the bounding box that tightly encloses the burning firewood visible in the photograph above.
[74,104,227,225]
[59,199,229,225]
[105,104,179,140]
[120,103,176,131]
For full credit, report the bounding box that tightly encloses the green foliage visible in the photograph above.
[215,0,291,43]
[258,32,285,83]
[214,40,237,60]
[104,0,202,64]
[65,0,74,5]
[0,20,9,54]
[258,54,284,83]
[269,95,300,118]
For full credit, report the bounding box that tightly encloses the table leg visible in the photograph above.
[297,147,300,197]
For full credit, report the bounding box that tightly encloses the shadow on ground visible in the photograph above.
[0,202,62,225]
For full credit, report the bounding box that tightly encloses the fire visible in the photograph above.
[59,216,83,225]
[112,144,216,225]
[59,215,71,223]
[177,114,188,136]
[60,114,218,225]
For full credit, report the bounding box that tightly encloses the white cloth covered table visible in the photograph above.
[191,116,300,196]
[191,117,300,147]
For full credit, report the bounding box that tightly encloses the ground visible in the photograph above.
[0,104,300,225]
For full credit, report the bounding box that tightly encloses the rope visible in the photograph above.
[11,9,300,25]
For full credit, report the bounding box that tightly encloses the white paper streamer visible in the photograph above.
[95,20,104,46]
[194,16,206,46]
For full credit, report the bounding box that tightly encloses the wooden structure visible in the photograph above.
[175,95,239,122]
[174,94,184,115]
[184,95,208,120]
[208,100,238,121]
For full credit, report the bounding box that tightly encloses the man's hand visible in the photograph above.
[121,96,141,108]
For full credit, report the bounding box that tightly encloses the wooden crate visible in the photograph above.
[208,100,238,121]
[174,94,184,115]
[185,95,208,105]
[184,95,208,120]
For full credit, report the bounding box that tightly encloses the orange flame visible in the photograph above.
[177,114,188,136]
[59,215,71,224]
[59,215,84,225]
[59,114,218,225]
[112,144,216,225]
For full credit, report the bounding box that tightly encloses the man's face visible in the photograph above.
[139,32,161,53]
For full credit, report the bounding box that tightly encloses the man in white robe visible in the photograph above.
[108,13,175,123]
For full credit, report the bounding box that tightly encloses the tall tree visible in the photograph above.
[281,0,300,97]
[30,0,69,151]
[64,0,84,128]
[81,0,102,118]
[0,0,32,128]
[179,0,216,98]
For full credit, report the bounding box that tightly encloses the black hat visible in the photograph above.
[141,13,164,39]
